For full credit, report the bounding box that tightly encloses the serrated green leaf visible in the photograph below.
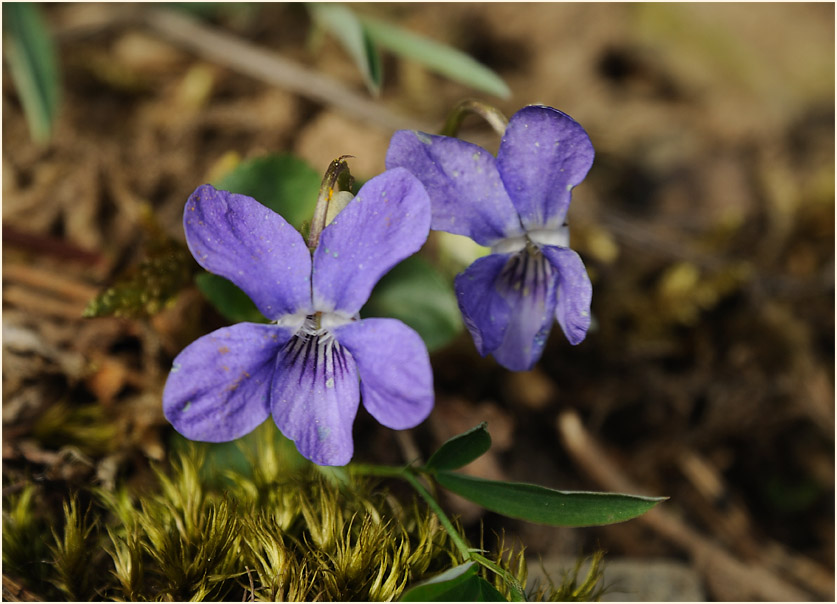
[360,15,510,99]
[3,3,61,142]
[362,255,463,351]
[435,472,666,527]
[213,154,320,232]
[308,3,382,95]
[194,272,267,324]
[425,423,491,472]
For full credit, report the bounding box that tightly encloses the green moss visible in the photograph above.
[49,496,100,600]
[83,206,196,319]
[530,550,608,602]
[3,485,58,599]
[3,428,607,601]
[31,402,117,457]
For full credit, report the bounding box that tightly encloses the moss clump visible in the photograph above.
[530,550,608,602]
[4,424,607,601]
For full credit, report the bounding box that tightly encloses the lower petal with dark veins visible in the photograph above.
[270,332,360,466]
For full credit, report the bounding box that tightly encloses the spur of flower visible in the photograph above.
[163,168,434,466]
[386,105,594,371]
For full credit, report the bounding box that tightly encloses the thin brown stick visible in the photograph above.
[2,575,41,602]
[556,409,827,601]
[395,430,423,466]
[3,285,89,320]
[3,263,100,302]
[3,225,108,270]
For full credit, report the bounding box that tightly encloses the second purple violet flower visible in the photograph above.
[386,105,595,371]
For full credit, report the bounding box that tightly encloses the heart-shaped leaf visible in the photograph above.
[213,154,320,232]
[194,272,268,324]
[362,255,463,351]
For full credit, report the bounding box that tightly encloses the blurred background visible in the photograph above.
[3,3,833,601]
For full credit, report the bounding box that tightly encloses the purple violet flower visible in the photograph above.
[163,168,434,466]
[386,105,594,371]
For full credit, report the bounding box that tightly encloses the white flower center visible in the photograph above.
[298,311,353,344]
[275,310,354,344]
[490,225,569,255]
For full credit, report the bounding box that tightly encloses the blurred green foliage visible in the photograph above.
[363,255,464,352]
[2,2,60,143]
[308,2,511,98]
[213,153,321,234]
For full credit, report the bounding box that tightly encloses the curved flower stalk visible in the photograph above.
[386,105,594,371]
[163,168,434,466]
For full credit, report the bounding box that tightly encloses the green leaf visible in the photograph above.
[194,272,267,324]
[401,561,476,601]
[3,3,61,142]
[362,255,463,351]
[425,423,491,472]
[459,576,508,601]
[308,3,382,95]
[402,561,502,602]
[213,154,320,232]
[435,472,666,527]
[360,15,510,99]
[402,562,507,602]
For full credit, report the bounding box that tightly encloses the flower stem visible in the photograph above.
[351,462,529,598]
[401,471,472,561]
[470,552,527,602]
[440,99,508,138]
[351,463,471,561]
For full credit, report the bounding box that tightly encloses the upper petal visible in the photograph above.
[270,334,360,466]
[162,322,293,442]
[312,168,431,315]
[541,246,592,345]
[333,318,434,430]
[386,130,523,246]
[453,253,513,356]
[496,106,594,231]
[489,250,559,371]
[184,184,313,320]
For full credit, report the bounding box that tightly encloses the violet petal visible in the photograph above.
[386,130,523,245]
[184,184,313,320]
[489,250,559,371]
[270,333,360,466]
[542,245,592,345]
[496,106,594,231]
[162,322,293,442]
[453,253,514,356]
[334,318,434,430]
[312,168,431,316]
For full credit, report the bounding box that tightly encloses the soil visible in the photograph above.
[3,3,834,601]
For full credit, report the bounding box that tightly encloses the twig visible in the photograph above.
[2,575,41,602]
[3,226,108,272]
[3,285,88,320]
[3,263,100,303]
[395,430,423,466]
[139,6,434,134]
[556,409,825,601]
